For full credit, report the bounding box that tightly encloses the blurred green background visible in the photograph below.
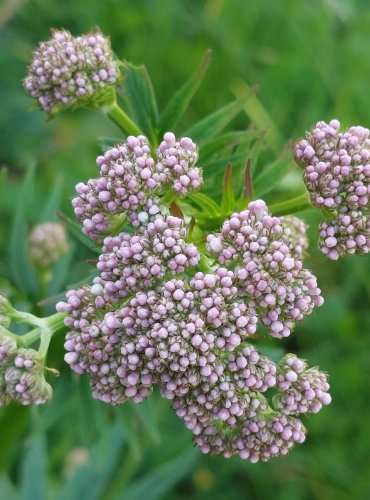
[1,0,370,499]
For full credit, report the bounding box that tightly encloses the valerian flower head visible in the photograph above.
[24,29,120,115]
[60,161,329,461]
[1,349,52,406]
[273,354,331,414]
[206,200,323,338]
[29,222,69,267]
[280,216,308,258]
[294,119,370,258]
[72,134,203,241]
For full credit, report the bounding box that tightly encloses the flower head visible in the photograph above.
[29,222,68,267]
[24,29,120,115]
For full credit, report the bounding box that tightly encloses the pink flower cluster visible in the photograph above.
[206,201,323,338]
[24,29,119,114]
[58,186,330,461]
[72,133,202,241]
[0,334,52,406]
[294,120,370,259]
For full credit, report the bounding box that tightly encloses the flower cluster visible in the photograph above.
[29,222,69,268]
[206,200,323,338]
[0,331,52,406]
[24,29,120,114]
[294,119,370,259]
[72,133,202,241]
[59,180,329,461]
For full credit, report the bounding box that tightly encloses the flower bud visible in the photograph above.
[24,29,121,115]
[29,222,68,268]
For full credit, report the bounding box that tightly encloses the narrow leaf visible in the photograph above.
[184,86,257,144]
[243,159,253,202]
[199,129,258,163]
[158,49,211,136]
[9,166,38,296]
[253,152,293,197]
[220,163,235,213]
[120,63,159,144]
[21,434,47,500]
[120,448,199,500]
[187,192,220,217]
[41,176,63,221]
[232,80,283,152]
[56,211,100,254]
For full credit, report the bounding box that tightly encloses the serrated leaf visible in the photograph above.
[158,49,211,136]
[120,63,159,144]
[119,447,199,500]
[9,166,38,297]
[21,434,47,500]
[184,87,257,144]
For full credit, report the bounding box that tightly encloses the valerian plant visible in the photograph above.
[7,26,368,464]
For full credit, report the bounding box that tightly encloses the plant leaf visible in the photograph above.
[120,448,199,500]
[119,63,159,144]
[21,434,47,500]
[220,163,235,214]
[253,151,293,197]
[9,166,38,297]
[40,176,63,222]
[187,192,221,217]
[199,129,258,163]
[157,49,211,136]
[184,87,257,144]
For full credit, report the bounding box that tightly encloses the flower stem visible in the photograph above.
[105,102,142,136]
[18,312,66,348]
[269,192,312,216]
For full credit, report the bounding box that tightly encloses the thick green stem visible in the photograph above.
[105,102,142,136]
[269,192,312,216]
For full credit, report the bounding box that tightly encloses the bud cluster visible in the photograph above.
[72,133,202,241]
[58,173,330,461]
[24,29,120,114]
[29,222,68,268]
[294,119,370,259]
[0,331,52,406]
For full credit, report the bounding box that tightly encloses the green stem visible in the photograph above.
[105,102,142,136]
[269,192,312,216]
[18,313,66,348]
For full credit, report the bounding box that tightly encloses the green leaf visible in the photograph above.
[56,211,100,255]
[120,63,159,144]
[199,130,258,163]
[119,447,199,500]
[184,87,257,144]
[9,166,38,297]
[186,192,221,217]
[21,434,47,500]
[48,242,76,297]
[232,81,283,152]
[158,49,211,136]
[40,176,63,222]
[135,398,161,444]
[99,137,125,151]
[0,475,19,500]
[56,424,125,500]
[220,163,235,214]
[253,152,293,197]
[269,192,312,216]
[0,406,30,472]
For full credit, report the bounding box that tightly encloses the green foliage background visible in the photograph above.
[1,0,370,498]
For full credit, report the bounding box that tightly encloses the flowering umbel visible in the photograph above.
[294,120,370,259]
[24,29,120,115]
[56,135,330,462]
